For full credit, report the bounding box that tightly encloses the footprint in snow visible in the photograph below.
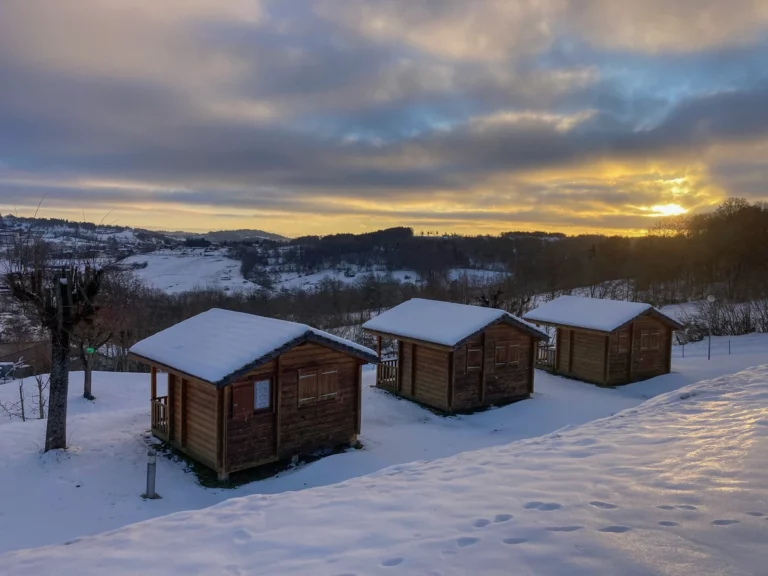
[473,519,491,528]
[598,526,632,533]
[546,526,584,532]
[381,558,404,567]
[745,512,766,517]
[502,537,528,545]
[456,537,479,548]
[711,519,740,526]
[677,505,698,511]
[590,501,618,510]
[524,501,562,511]
[657,505,675,510]
[659,521,679,527]
[493,514,513,523]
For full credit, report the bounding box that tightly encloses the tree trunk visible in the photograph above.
[83,360,93,400]
[45,331,70,452]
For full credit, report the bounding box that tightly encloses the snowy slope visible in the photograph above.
[120,249,254,294]
[4,360,768,575]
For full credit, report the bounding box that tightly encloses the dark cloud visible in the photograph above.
[1,0,768,233]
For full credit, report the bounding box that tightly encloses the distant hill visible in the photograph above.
[164,229,288,243]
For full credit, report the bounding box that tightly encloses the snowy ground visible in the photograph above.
[0,333,765,563]
[273,269,420,291]
[4,341,768,574]
[120,249,254,294]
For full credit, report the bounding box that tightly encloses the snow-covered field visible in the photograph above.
[120,249,255,294]
[274,268,420,290]
[3,333,767,574]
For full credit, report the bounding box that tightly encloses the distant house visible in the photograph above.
[129,309,377,480]
[362,299,548,413]
[524,296,683,386]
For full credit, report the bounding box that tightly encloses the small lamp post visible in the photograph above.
[706,294,716,360]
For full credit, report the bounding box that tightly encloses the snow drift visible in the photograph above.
[4,366,768,575]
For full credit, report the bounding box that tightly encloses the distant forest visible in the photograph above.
[3,198,767,374]
[239,198,768,306]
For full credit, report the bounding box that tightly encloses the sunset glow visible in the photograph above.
[1,1,767,235]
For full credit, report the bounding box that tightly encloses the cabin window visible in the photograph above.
[466,346,483,371]
[298,366,339,407]
[494,342,521,368]
[254,379,271,411]
[650,332,660,350]
[640,330,650,350]
[617,332,629,354]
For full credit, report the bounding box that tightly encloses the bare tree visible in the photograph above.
[2,232,107,451]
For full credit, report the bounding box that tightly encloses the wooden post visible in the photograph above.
[167,373,175,440]
[150,366,157,401]
[603,334,610,385]
[568,330,575,373]
[275,355,283,455]
[447,351,454,412]
[216,387,225,474]
[397,340,403,392]
[180,378,187,448]
[626,322,635,382]
[410,343,417,397]
[376,335,382,359]
[355,362,362,435]
[479,332,487,404]
[527,338,535,396]
[665,327,673,374]
[376,335,382,387]
[553,328,560,375]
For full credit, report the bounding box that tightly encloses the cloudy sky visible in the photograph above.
[1,1,768,236]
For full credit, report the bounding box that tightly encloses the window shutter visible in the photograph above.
[640,330,650,350]
[298,369,319,405]
[508,344,520,366]
[319,367,339,400]
[494,343,508,366]
[232,384,253,418]
[467,347,483,370]
[650,333,660,350]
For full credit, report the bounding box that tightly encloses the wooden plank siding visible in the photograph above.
[628,315,671,382]
[276,343,360,458]
[481,324,533,405]
[378,324,536,414]
[412,345,450,411]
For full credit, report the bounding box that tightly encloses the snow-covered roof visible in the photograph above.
[523,296,683,333]
[362,298,548,347]
[129,309,377,385]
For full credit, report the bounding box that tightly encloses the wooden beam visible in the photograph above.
[410,342,417,397]
[167,373,175,441]
[216,387,224,474]
[376,335,382,358]
[275,354,283,455]
[447,351,455,411]
[397,340,403,393]
[150,366,157,400]
[479,332,487,403]
[568,330,575,373]
[603,335,610,385]
[627,322,635,382]
[355,362,362,435]
[181,378,187,448]
[527,337,535,396]
[365,330,454,352]
[554,328,561,375]
[665,326,672,374]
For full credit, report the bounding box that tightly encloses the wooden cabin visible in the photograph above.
[129,309,377,480]
[362,299,548,413]
[523,296,683,386]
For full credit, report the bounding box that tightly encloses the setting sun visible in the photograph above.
[649,204,688,217]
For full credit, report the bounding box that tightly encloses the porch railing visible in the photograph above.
[151,396,169,438]
[535,344,556,372]
[376,358,399,389]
